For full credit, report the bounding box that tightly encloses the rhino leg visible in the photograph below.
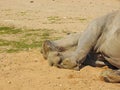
[59,18,105,69]
[95,60,106,67]
[53,33,81,49]
[41,33,81,59]
[83,53,106,67]
[101,69,120,83]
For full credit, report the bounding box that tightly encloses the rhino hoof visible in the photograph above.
[100,69,120,83]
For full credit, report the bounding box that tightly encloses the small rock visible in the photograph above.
[30,1,34,3]
[34,59,38,62]
[59,84,62,87]
[47,81,50,84]
[67,33,71,35]
[8,81,12,84]
[90,2,92,4]
[57,76,61,79]
[63,17,67,19]
[3,65,6,67]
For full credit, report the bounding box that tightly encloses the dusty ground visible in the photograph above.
[0,0,120,90]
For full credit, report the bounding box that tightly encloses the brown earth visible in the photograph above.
[0,0,120,90]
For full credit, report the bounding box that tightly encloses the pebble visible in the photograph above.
[57,76,61,79]
[8,81,12,84]
[34,59,38,62]
[30,1,34,3]
[59,84,62,87]
[47,81,51,84]
[63,17,67,19]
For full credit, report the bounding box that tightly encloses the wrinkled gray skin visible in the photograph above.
[41,11,120,83]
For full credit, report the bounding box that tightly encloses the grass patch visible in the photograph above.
[0,39,11,46]
[20,11,27,16]
[0,27,22,34]
[0,27,62,53]
[7,49,20,53]
[47,16,61,23]
[77,17,87,22]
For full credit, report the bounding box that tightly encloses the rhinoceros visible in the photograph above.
[41,11,120,83]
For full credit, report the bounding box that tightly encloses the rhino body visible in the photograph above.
[41,11,120,83]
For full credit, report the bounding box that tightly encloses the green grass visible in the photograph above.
[77,17,87,22]
[0,27,62,53]
[0,39,11,46]
[47,16,61,23]
[0,27,22,34]
[20,11,27,16]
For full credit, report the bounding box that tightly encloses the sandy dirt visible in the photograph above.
[0,0,120,90]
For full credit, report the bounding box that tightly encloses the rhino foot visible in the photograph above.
[100,69,120,83]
